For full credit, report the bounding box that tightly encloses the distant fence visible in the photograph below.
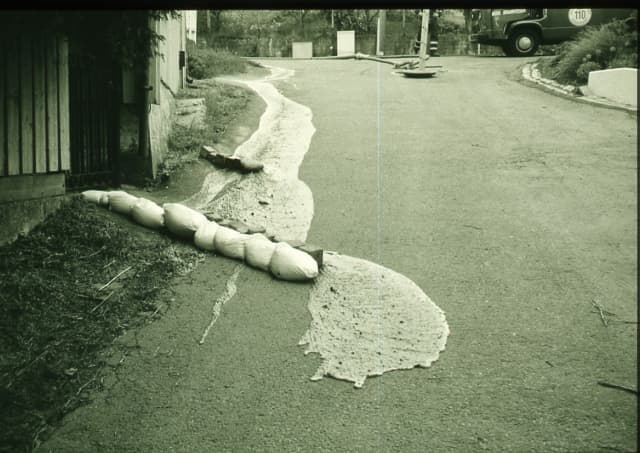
[203,30,478,58]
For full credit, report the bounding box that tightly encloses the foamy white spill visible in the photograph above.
[199,264,243,345]
[185,66,449,387]
[299,253,449,388]
[184,66,316,243]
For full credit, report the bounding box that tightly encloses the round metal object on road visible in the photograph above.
[396,68,437,78]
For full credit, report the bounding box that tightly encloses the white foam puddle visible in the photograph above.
[185,66,315,243]
[187,65,449,387]
[199,264,243,345]
[300,253,449,388]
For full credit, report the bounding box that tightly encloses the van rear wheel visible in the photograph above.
[505,29,540,57]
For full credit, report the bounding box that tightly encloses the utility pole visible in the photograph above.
[419,9,430,69]
[331,10,334,28]
[377,9,386,56]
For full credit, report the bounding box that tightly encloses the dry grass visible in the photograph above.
[157,82,252,184]
[0,198,203,452]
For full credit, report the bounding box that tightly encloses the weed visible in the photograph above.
[153,82,252,186]
[537,15,637,84]
[187,45,247,79]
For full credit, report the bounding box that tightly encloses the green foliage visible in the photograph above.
[187,53,208,80]
[332,10,380,33]
[575,61,602,82]
[204,84,251,136]
[197,9,470,57]
[437,16,465,34]
[539,15,637,84]
[159,82,252,182]
[220,10,283,36]
[0,11,180,69]
[187,45,248,79]
[168,125,209,156]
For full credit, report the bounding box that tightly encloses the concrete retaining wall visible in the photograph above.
[588,68,637,107]
[0,196,67,246]
[149,83,176,179]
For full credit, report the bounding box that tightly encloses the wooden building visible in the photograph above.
[0,31,71,202]
[0,12,188,245]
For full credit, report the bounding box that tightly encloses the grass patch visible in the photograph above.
[0,198,203,452]
[155,82,253,184]
[187,45,247,79]
[537,14,637,85]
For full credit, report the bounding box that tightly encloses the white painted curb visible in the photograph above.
[588,68,637,108]
[521,63,637,113]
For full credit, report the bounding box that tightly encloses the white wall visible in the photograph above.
[588,68,637,108]
[337,31,355,56]
[185,10,197,44]
[151,12,186,103]
[147,12,188,177]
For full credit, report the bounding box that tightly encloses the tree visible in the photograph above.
[279,10,310,33]
[1,11,178,68]
[222,10,282,37]
[463,9,473,34]
[209,11,222,31]
[334,10,379,33]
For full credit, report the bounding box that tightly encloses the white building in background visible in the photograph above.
[185,10,197,44]
[337,30,355,56]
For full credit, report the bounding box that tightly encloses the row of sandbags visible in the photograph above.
[81,190,318,281]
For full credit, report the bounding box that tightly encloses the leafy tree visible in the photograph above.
[463,9,473,34]
[219,10,282,37]
[0,11,178,68]
[333,10,380,33]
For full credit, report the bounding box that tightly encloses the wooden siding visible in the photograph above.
[20,36,34,174]
[0,33,70,177]
[0,41,5,177]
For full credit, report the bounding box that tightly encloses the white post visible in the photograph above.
[419,9,430,69]
[376,17,381,56]
[377,10,386,56]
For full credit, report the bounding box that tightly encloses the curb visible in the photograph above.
[521,63,637,114]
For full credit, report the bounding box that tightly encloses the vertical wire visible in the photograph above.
[376,60,383,453]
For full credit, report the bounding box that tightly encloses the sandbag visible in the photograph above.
[245,234,276,271]
[239,157,264,173]
[163,203,208,239]
[81,190,109,206]
[213,226,248,260]
[269,242,319,281]
[108,191,139,215]
[131,198,164,230]
[194,221,219,252]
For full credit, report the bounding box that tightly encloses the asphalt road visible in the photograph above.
[39,57,637,452]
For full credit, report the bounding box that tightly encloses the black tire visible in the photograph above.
[506,29,540,57]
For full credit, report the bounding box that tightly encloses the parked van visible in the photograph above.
[470,9,636,56]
